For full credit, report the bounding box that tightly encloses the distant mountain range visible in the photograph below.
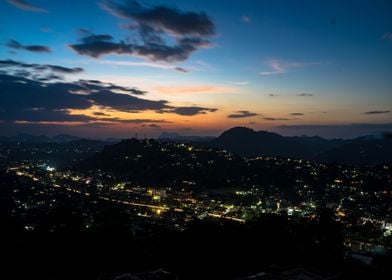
[0,134,119,144]
[1,127,391,164]
[209,127,392,164]
[0,138,110,168]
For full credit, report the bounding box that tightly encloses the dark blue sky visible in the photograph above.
[0,0,391,138]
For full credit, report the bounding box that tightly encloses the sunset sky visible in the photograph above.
[0,0,391,138]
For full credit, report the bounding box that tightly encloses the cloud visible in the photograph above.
[36,74,64,82]
[0,109,94,123]
[259,59,327,75]
[43,65,83,74]
[291,112,304,116]
[155,85,234,95]
[259,59,285,75]
[95,118,170,124]
[7,40,51,53]
[40,27,53,33]
[242,15,251,23]
[93,111,109,116]
[233,81,249,85]
[269,93,278,97]
[77,79,146,95]
[79,33,114,43]
[148,124,161,128]
[382,32,392,41]
[0,60,20,67]
[87,90,168,112]
[175,67,188,73]
[165,106,217,116]
[7,0,48,13]
[69,1,215,62]
[297,93,313,97]
[263,117,290,121]
[227,110,258,118]
[364,110,390,115]
[101,0,215,36]
[0,74,92,112]
[69,33,211,62]
[0,59,83,84]
[0,62,217,123]
[94,59,188,72]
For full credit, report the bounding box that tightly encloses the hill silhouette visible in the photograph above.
[2,127,391,165]
[315,137,392,164]
[212,127,310,158]
[209,127,391,164]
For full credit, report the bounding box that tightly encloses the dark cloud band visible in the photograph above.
[101,0,215,36]
[364,110,390,115]
[227,110,258,118]
[7,40,51,53]
[0,62,217,123]
[7,0,48,13]
[69,33,211,62]
[0,59,83,74]
[69,1,215,62]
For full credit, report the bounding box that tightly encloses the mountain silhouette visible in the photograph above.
[1,128,390,164]
[315,137,392,164]
[209,127,390,164]
[211,127,314,158]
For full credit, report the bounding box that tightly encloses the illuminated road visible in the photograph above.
[12,167,244,223]
[60,184,171,211]
[60,184,245,222]
[99,196,170,211]
[62,185,244,222]
[207,213,245,223]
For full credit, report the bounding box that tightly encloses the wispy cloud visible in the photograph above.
[7,40,51,53]
[364,110,390,115]
[227,110,258,118]
[95,118,170,124]
[382,32,392,41]
[0,59,83,74]
[192,60,216,72]
[155,85,235,95]
[93,59,188,72]
[242,15,251,23]
[147,123,161,128]
[164,106,217,116]
[40,27,54,33]
[297,93,313,97]
[259,59,285,75]
[263,117,290,121]
[233,81,249,86]
[259,59,328,75]
[7,0,48,13]
[291,112,304,116]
